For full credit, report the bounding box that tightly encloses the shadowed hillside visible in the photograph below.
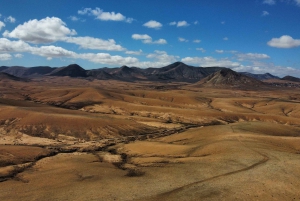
[194,68,265,88]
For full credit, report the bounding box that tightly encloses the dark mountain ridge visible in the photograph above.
[49,64,87,77]
[0,72,28,82]
[281,76,300,83]
[195,68,265,88]
[0,62,297,84]
[240,72,280,80]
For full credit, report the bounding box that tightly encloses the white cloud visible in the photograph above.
[64,36,125,51]
[267,35,300,48]
[236,53,270,61]
[132,34,151,40]
[181,56,241,67]
[143,20,162,29]
[178,37,188,42]
[194,21,198,25]
[125,49,143,55]
[221,21,225,25]
[177,21,190,27]
[223,37,229,41]
[3,17,76,44]
[196,48,206,53]
[263,0,276,5]
[78,53,139,66]
[0,53,12,60]
[215,50,224,53]
[0,38,31,52]
[144,38,167,44]
[262,11,270,16]
[4,16,16,23]
[78,7,133,23]
[14,53,23,58]
[193,39,201,43]
[69,16,80,21]
[132,34,167,44]
[169,21,190,27]
[147,50,180,66]
[295,0,300,6]
[232,61,300,77]
[30,45,76,59]
[0,21,5,31]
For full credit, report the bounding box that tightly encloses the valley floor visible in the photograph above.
[0,78,300,200]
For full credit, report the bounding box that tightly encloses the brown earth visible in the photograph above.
[0,76,300,200]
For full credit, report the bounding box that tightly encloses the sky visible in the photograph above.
[0,0,300,77]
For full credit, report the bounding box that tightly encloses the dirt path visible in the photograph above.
[142,136,269,201]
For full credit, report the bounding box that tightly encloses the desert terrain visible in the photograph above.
[0,69,300,200]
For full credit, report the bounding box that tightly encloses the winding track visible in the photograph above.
[141,134,270,200]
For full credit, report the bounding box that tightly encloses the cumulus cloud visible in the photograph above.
[0,53,12,60]
[177,21,190,27]
[64,36,125,51]
[267,35,300,48]
[169,21,190,27]
[263,0,276,5]
[4,16,16,23]
[262,11,270,16]
[232,61,300,77]
[194,21,198,25]
[143,20,162,29]
[125,49,143,55]
[132,34,152,40]
[78,53,139,66]
[181,56,241,68]
[295,0,300,6]
[78,7,133,23]
[0,38,31,52]
[178,37,188,42]
[193,39,201,43]
[132,34,167,44]
[236,53,270,61]
[144,39,167,44]
[30,45,76,59]
[0,21,5,31]
[144,50,179,66]
[3,17,76,44]
[68,16,80,21]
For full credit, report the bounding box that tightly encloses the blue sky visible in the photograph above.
[0,0,300,77]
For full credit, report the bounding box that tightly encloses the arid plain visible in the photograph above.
[1,73,300,200]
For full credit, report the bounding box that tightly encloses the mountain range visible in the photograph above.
[1,62,299,84]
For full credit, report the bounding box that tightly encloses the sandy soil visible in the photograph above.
[0,77,300,200]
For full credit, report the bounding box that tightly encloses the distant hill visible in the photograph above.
[86,69,115,80]
[195,68,264,88]
[0,72,28,82]
[0,66,9,71]
[84,62,225,82]
[1,66,56,77]
[240,72,279,80]
[143,62,224,82]
[281,76,300,83]
[49,64,87,77]
[2,62,300,84]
